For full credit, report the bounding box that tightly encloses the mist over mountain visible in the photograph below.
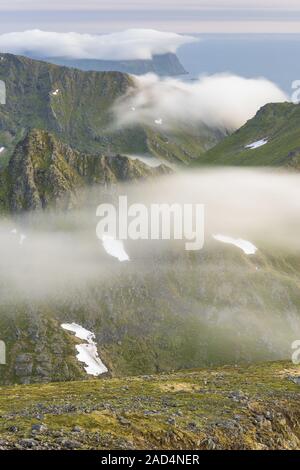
[0,22,299,451]
[0,53,226,165]
[0,29,197,61]
[198,102,300,167]
[0,29,194,76]
[1,168,300,386]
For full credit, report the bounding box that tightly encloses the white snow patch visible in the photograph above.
[19,234,26,245]
[51,89,60,96]
[10,228,27,245]
[61,322,94,341]
[61,322,108,376]
[102,235,130,262]
[154,118,163,125]
[0,147,5,153]
[212,234,257,255]
[245,138,268,149]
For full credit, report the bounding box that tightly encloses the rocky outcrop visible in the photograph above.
[0,361,300,450]
[3,128,170,212]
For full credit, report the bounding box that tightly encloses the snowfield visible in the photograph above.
[245,138,268,149]
[61,323,108,376]
[102,235,130,262]
[212,234,257,255]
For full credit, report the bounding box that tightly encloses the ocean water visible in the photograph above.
[177,34,300,94]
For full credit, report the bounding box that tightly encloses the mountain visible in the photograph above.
[0,54,299,396]
[43,53,187,76]
[0,53,219,165]
[196,102,300,168]
[0,361,299,450]
[0,128,170,213]
[0,53,139,158]
[1,229,300,386]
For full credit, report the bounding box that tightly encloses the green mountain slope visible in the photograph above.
[0,53,140,157]
[1,236,300,386]
[0,128,169,213]
[0,361,299,450]
[0,53,220,164]
[196,102,300,168]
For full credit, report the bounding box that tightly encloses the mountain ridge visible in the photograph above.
[196,102,300,168]
[0,128,170,213]
[0,53,220,165]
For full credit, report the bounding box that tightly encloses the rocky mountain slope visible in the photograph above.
[196,102,300,168]
[0,361,299,450]
[0,53,219,164]
[0,55,299,392]
[0,128,169,213]
[44,53,187,76]
[1,233,300,386]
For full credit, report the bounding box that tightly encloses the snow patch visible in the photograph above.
[10,228,27,245]
[19,234,26,245]
[0,147,5,153]
[61,322,108,376]
[51,89,60,96]
[61,322,93,341]
[154,118,163,125]
[102,235,130,262]
[245,138,268,149]
[212,234,257,255]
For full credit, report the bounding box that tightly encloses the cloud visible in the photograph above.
[0,29,198,60]
[1,1,300,11]
[1,167,300,303]
[113,73,287,132]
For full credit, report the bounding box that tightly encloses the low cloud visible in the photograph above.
[113,73,288,132]
[0,29,197,60]
[1,168,300,302]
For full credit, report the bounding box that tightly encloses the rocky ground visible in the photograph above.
[0,361,299,450]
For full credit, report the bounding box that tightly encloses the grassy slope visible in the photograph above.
[196,102,300,167]
[0,53,220,165]
[1,128,170,213]
[0,361,299,449]
[1,243,300,386]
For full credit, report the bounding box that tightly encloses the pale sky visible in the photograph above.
[0,0,300,33]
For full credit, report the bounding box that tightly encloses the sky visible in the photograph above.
[0,0,300,33]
